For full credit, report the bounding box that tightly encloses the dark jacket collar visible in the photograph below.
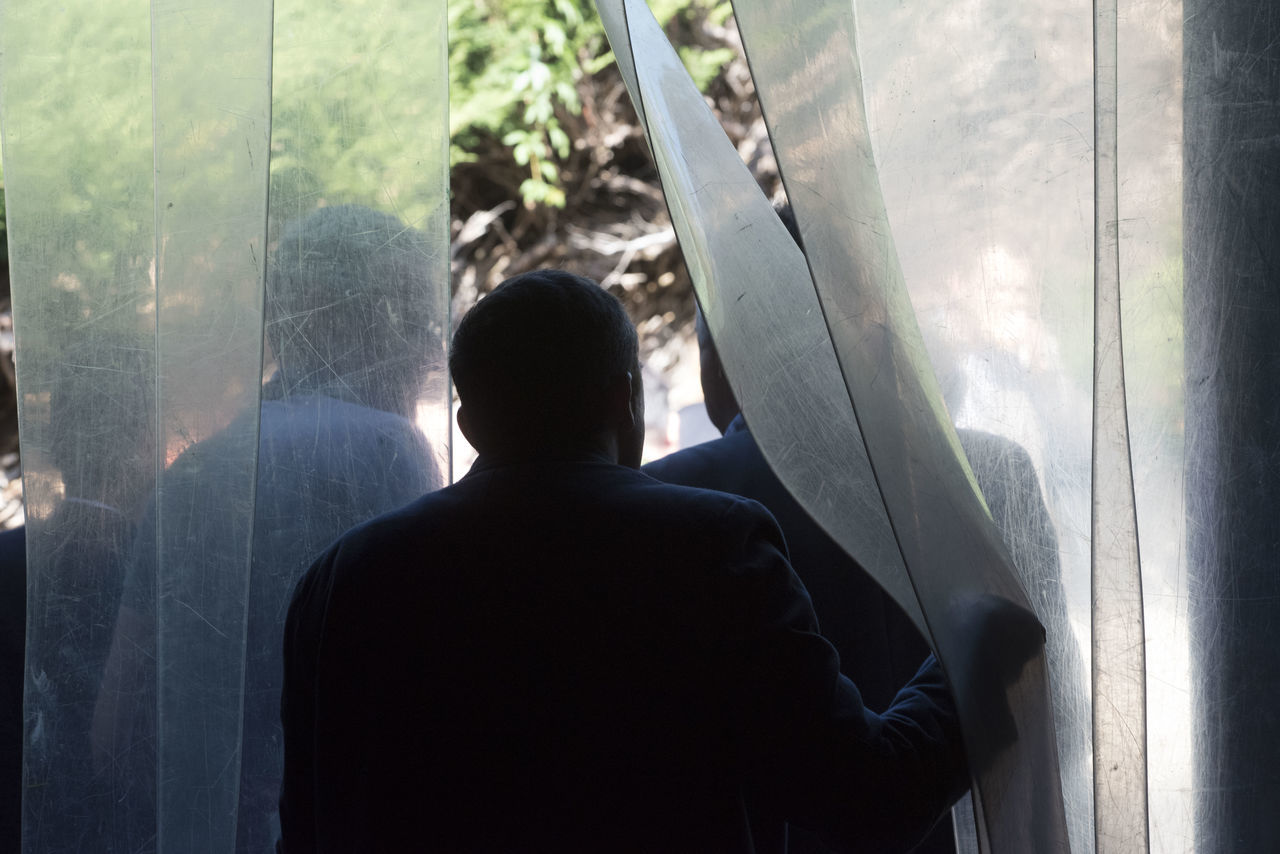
[466,447,617,478]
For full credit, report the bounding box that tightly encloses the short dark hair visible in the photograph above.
[774,201,804,249]
[267,204,438,413]
[449,269,638,443]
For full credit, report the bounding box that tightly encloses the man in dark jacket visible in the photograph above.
[278,270,973,853]
[645,310,959,854]
[645,206,1073,854]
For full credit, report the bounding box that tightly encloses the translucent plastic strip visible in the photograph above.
[851,1,1097,847]
[1112,0,1186,838]
[228,3,451,848]
[147,1,274,849]
[0,1,160,850]
[1108,6,1191,846]
[728,1,1070,849]
[1091,1,1150,851]
[595,0,924,633]
[268,0,451,475]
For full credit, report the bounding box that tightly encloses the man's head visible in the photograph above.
[695,309,738,435]
[774,202,803,249]
[267,204,438,415]
[449,269,643,466]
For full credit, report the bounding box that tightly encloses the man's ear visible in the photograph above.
[602,372,637,430]
[628,370,645,425]
[456,403,479,449]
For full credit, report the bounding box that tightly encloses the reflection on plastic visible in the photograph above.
[3,0,450,851]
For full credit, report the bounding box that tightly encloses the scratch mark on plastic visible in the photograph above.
[172,598,230,640]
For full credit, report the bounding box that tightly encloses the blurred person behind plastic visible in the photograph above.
[93,205,443,853]
[21,335,156,853]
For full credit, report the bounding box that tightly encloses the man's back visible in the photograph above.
[240,393,439,850]
[643,418,955,854]
[96,392,438,853]
[645,416,1072,854]
[280,455,965,853]
[644,420,929,710]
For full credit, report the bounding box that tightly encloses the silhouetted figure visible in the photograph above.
[96,205,442,853]
[278,270,970,854]
[0,525,24,853]
[646,205,1074,854]
[646,312,957,854]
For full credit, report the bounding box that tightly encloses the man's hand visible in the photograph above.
[945,593,1047,770]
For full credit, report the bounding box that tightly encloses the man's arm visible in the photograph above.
[719,503,968,852]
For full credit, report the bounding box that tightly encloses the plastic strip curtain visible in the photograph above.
[0,0,449,850]
[599,2,924,634]
[149,4,274,852]
[1090,1,1149,850]
[602,0,1226,850]
[0,1,160,850]
[598,0,1068,850]
[857,0,1185,849]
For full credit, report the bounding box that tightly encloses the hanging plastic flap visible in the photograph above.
[229,2,451,849]
[267,0,451,473]
[145,1,275,850]
[851,0,1099,849]
[1091,2,1150,851]
[4,0,450,849]
[731,1,1070,849]
[599,0,1069,849]
[0,0,159,850]
[596,0,924,636]
[1177,0,1275,850]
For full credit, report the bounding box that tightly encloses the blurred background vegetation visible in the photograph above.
[443,0,775,382]
[0,0,777,516]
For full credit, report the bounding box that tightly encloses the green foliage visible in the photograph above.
[0,0,155,299]
[268,0,448,231]
[448,0,735,207]
[0,0,736,295]
[2,0,450,293]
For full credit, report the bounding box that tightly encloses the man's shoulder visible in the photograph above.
[321,479,459,553]
[292,460,790,622]
[642,429,761,488]
[480,456,778,532]
[629,463,777,527]
[326,459,780,560]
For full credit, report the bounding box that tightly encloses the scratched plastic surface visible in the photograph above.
[600,0,1067,849]
[0,0,449,850]
[1,1,160,849]
[610,0,1223,850]
[854,0,1193,850]
[848,1,1102,850]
